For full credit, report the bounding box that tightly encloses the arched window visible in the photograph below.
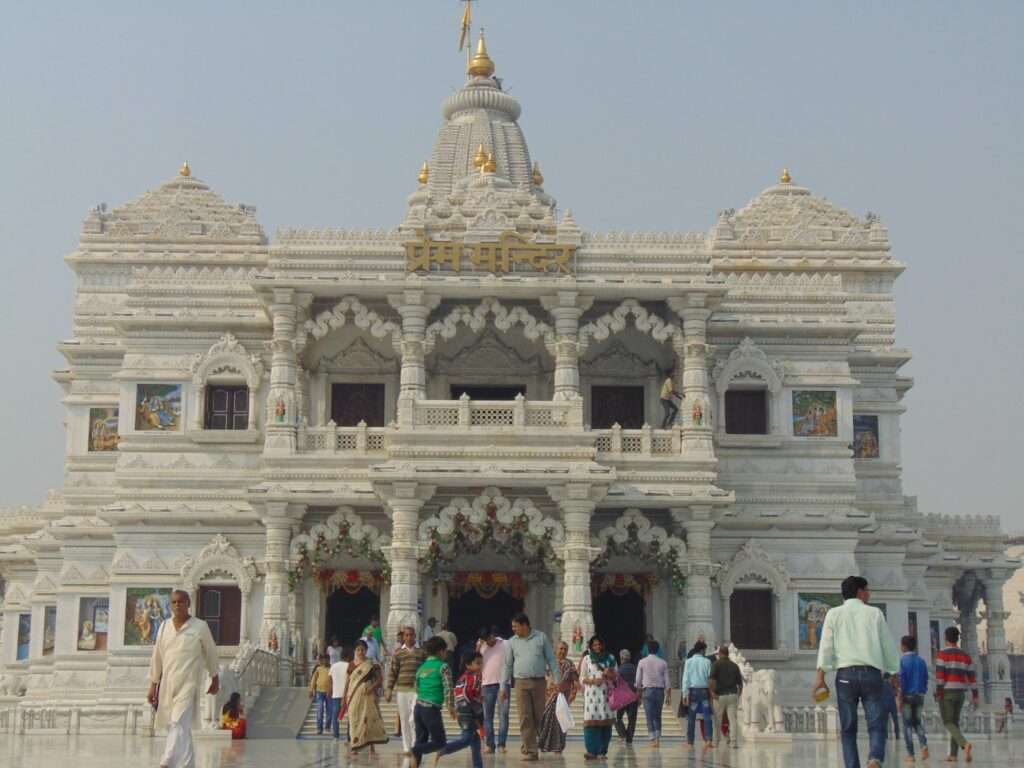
[189,333,264,432]
[712,338,784,437]
[718,540,790,651]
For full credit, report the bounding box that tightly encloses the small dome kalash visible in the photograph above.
[401,32,570,241]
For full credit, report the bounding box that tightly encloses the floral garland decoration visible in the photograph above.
[592,521,687,592]
[288,520,390,591]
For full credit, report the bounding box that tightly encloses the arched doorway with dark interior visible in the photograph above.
[326,584,379,647]
[592,574,649,662]
[445,572,525,672]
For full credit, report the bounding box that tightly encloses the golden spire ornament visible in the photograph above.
[418,161,430,185]
[180,161,191,177]
[780,167,792,184]
[532,161,544,186]
[467,30,495,78]
[483,152,497,173]
[473,143,487,168]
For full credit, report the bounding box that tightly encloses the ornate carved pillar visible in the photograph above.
[264,289,310,454]
[982,569,1013,705]
[261,501,303,684]
[550,483,604,646]
[380,483,435,643]
[676,505,716,649]
[668,296,715,457]
[389,291,440,401]
[541,292,593,401]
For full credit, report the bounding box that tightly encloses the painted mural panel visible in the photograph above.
[124,588,172,646]
[77,597,110,651]
[88,407,120,451]
[798,592,843,650]
[792,390,838,437]
[16,613,31,660]
[930,620,941,658]
[853,414,880,458]
[135,384,182,431]
[43,605,57,656]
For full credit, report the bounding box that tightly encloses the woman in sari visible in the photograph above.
[580,635,616,760]
[220,692,246,739]
[538,641,580,753]
[344,639,388,754]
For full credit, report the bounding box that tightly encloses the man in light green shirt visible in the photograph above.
[813,576,900,768]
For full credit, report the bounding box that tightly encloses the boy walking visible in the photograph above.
[308,654,332,735]
[437,651,485,768]
[935,627,977,763]
[411,636,457,768]
[898,635,929,763]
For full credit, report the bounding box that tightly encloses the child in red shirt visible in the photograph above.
[436,651,483,768]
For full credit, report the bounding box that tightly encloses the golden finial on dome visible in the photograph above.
[780,167,792,184]
[418,161,430,185]
[180,161,191,177]
[473,143,487,169]
[467,30,495,78]
[532,161,544,186]
[483,152,497,174]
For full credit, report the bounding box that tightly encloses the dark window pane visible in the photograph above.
[201,588,221,618]
[590,386,645,429]
[730,590,773,649]
[725,389,768,435]
[204,385,249,431]
[331,383,386,426]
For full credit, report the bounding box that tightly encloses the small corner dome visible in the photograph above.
[712,171,888,250]
[81,166,266,244]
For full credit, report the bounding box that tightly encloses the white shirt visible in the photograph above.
[329,660,349,700]
[327,644,342,665]
[148,616,219,728]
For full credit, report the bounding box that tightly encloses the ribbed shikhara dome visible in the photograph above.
[428,39,533,197]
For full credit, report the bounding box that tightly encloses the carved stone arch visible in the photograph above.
[180,534,260,644]
[190,333,264,430]
[423,297,556,356]
[710,338,785,435]
[419,487,565,576]
[289,507,391,584]
[592,508,688,591]
[577,299,682,353]
[301,296,403,351]
[717,539,790,650]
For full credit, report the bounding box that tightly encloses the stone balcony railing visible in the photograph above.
[398,393,584,430]
[593,424,681,456]
[298,422,388,454]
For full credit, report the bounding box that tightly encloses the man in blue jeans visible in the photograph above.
[681,639,713,748]
[813,576,901,768]
[477,626,510,753]
[898,635,929,761]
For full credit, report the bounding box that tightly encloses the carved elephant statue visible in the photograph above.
[743,668,785,734]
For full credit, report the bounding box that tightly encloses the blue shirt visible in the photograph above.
[681,654,711,691]
[502,629,560,684]
[899,652,929,695]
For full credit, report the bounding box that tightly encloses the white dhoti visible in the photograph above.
[160,700,195,768]
[397,690,417,752]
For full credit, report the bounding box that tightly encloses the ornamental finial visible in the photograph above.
[180,161,191,177]
[473,143,487,169]
[780,167,792,184]
[483,152,497,174]
[467,30,495,78]
[532,161,544,186]
[418,161,430,185]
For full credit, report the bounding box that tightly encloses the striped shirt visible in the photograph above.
[935,646,977,695]
[386,646,427,693]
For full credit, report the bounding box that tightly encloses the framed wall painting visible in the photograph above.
[124,588,172,646]
[135,384,182,431]
[88,407,120,451]
[77,597,109,651]
[16,613,31,660]
[853,415,880,458]
[929,620,941,658]
[792,390,838,437]
[798,593,843,650]
[43,605,57,656]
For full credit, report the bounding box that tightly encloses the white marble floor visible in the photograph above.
[2,735,1022,768]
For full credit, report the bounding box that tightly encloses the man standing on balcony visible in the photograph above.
[659,373,682,429]
[147,589,220,768]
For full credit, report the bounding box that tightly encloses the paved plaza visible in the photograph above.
[2,735,1022,768]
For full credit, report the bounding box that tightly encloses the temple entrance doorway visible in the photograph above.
[325,586,378,647]
[592,575,649,661]
[446,573,525,670]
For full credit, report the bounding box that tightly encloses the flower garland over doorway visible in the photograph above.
[447,571,528,600]
[288,507,390,591]
[418,488,565,582]
[592,509,688,592]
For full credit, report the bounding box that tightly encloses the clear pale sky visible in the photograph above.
[1,2,1021,532]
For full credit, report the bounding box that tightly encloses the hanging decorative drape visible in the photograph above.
[314,568,384,595]
[447,571,528,600]
[591,572,657,597]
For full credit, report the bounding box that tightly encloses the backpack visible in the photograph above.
[454,672,483,722]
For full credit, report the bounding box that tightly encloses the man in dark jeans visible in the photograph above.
[614,649,638,744]
[813,576,900,768]
[898,635,930,761]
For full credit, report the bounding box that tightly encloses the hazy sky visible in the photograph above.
[1,2,1021,532]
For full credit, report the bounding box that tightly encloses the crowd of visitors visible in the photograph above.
[144,576,999,768]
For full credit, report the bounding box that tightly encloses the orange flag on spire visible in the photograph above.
[459,1,473,51]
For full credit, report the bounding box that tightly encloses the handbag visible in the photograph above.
[555,692,574,733]
[608,675,638,711]
[677,697,689,718]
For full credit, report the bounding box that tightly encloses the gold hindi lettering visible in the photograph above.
[404,233,574,275]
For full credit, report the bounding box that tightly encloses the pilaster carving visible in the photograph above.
[541,292,593,400]
[377,483,436,642]
[388,291,441,400]
[549,483,607,646]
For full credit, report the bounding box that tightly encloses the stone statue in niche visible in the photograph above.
[268,628,279,653]
[572,624,584,655]
[274,398,287,423]
[691,401,704,427]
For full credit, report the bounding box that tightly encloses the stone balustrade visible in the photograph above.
[398,393,584,430]
[593,424,681,456]
[298,422,389,454]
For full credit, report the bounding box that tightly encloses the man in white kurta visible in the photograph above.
[147,590,220,768]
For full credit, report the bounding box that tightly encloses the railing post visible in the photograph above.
[611,423,622,453]
[356,420,368,452]
[327,419,337,453]
[672,424,682,453]
[297,417,307,449]
[513,393,526,427]
[641,423,652,454]
[459,393,471,428]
